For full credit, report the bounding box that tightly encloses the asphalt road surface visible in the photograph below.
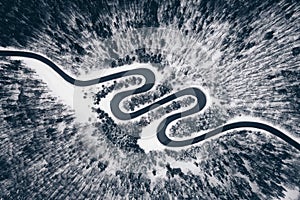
[0,50,299,151]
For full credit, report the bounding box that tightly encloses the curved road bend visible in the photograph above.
[0,50,299,151]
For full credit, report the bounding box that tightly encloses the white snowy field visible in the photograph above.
[4,48,299,154]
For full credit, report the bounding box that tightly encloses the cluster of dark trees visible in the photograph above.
[0,59,83,199]
[169,106,227,138]
[123,81,173,111]
[111,49,165,69]
[1,58,299,200]
[93,108,143,153]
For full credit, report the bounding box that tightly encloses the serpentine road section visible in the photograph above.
[0,50,299,151]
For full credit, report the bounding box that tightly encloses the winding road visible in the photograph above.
[0,50,299,151]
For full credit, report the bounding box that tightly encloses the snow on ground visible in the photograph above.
[138,95,198,152]
[138,85,212,153]
[227,115,300,145]
[3,48,162,125]
[95,62,160,124]
[139,114,300,153]
[10,57,75,106]
[280,187,300,200]
[3,48,299,153]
